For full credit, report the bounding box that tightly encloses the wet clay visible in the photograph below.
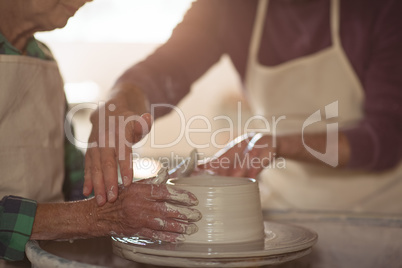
[169,176,265,244]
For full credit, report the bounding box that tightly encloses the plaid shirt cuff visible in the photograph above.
[0,196,37,261]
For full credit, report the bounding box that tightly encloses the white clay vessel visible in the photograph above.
[169,176,265,244]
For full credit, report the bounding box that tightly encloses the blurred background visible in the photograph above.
[35,0,252,168]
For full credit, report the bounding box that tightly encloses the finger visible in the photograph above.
[117,143,133,187]
[146,202,201,222]
[165,203,202,222]
[136,228,185,243]
[200,157,227,176]
[247,148,271,178]
[227,138,260,177]
[89,148,107,206]
[136,176,156,184]
[145,215,198,235]
[216,156,233,176]
[231,164,248,177]
[248,167,263,179]
[180,149,198,177]
[136,184,199,206]
[83,152,94,196]
[231,150,253,177]
[121,114,152,182]
[140,167,169,184]
[124,189,201,221]
[132,113,153,142]
[116,114,140,186]
[159,185,199,206]
[100,147,118,202]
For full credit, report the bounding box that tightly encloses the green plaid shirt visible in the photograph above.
[0,196,36,261]
[0,32,86,261]
[0,33,53,60]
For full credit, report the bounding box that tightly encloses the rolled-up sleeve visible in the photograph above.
[0,196,37,261]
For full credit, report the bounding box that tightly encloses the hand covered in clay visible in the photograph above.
[96,181,201,243]
[83,84,153,206]
[31,179,202,243]
[195,133,275,178]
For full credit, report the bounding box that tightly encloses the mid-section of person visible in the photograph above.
[86,0,402,212]
[0,0,201,264]
[85,1,402,266]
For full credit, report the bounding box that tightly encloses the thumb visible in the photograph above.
[133,113,153,142]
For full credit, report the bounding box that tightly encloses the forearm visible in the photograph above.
[275,132,351,167]
[31,184,201,243]
[114,63,190,119]
[110,1,225,119]
[109,82,150,115]
[31,198,105,241]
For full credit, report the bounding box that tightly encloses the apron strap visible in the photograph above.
[248,0,341,65]
[330,0,342,48]
[247,0,268,70]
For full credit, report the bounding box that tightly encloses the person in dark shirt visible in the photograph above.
[86,0,402,212]
[85,1,402,266]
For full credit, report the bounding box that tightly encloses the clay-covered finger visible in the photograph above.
[142,167,169,184]
[129,183,199,206]
[135,228,185,243]
[180,149,198,177]
[163,203,202,222]
[89,148,107,206]
[100,147,118,202]
[147,201,202,222]
[117,138,133,187]
[119,156,133,187]
[149,184,199,206]
[117,114,151,185]
[83,152,94,196]
[145,215,198,235]
[116,120,135,187]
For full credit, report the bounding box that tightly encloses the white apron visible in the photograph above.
[245,0,402,214]
[0,55,65,203]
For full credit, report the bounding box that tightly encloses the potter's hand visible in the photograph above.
[101,182,201,242]
[196,133,275,178]
[83,83,153,206]
[31,181,201,243]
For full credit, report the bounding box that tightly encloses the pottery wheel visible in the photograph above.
[112,221,318,267]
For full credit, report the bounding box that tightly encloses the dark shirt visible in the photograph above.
[119,0,402,171]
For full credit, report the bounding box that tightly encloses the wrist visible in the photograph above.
[31,199,101,241]
[111,82,150,115]
[91,197,124,237]
[85,198,108,237]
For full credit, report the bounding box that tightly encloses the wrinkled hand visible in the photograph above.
[84,96,153,206]
[95,181,202,243]
[196,133,276,178]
